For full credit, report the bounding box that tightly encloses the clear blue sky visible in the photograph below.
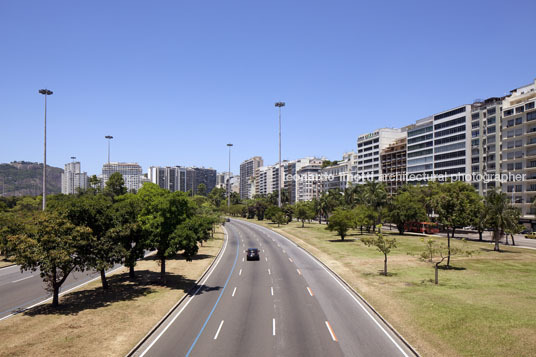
[1,0,535,176]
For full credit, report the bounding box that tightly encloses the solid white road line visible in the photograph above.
[273,318,276,336]
[242,257,244,262]
[265,257,268,262]
[239,269,242,276]
[268,269,271,275]
[232,287,237,297]
[307,287,314,297]
[297,269,302,275]
[11,275,34,283]
[271,286,273,296]
[325,321,338,342]
[288,258,293,263]
[214,320,224,340]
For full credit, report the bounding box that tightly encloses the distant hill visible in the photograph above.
[0,161,63,196]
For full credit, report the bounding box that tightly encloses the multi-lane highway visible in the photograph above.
[132,219,416,357]
[0,263,122,320]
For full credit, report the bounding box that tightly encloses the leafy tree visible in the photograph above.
[484,190,519,252]
[60,193,118,289]
[294,201,315,227]
[388,190,427,234]
[138,183,196,280]
[0,211,29,260]
[361,225,397,276]
[89,175,102,192]
[108,193,148,279]
[352,204,375,234]
[105,172,127,197]
[326,208,354,240]
[434,182,481,267]
[208,187,226,208]
[265,205,282,221]
[197,183,207,196]
[229,192,241,205]
[282,204,294,223]
[9,213,92,306]
[420,238,472,284]
[272,211,287,227]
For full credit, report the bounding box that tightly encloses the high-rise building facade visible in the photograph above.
[148,166,187,192]
[501,79,536,221]
[357,128,407,183]
[380,138,407,195]
[61,161,88,194]
[185,167,217,194]
[102,162,144,192]
[240,156,263,200]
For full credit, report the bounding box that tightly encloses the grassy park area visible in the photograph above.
[243,218,536,357]
[0,228,224,357]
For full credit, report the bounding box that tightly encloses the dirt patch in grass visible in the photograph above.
[241,218,536,357]
[0,228,224,357]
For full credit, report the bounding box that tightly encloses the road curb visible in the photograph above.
[241,219,420,357]
[125,226,228,357]
[0,263,16,270]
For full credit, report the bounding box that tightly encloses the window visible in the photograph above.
[516,140,523,147]
[472,113,480,120]
[472,165,479,172]
[507,164,514,171]
[488,126,496,134]
[528,111,536,122]
[516,106,525,114]
[507,141,515,149]
[472,121,480,128]
[434,107,466,120]
[507,119,515,127]
[487,107,496,115]
[434,116,466,130]
[472,157,479,164]
[488,144,496,152]
[435,150,466,161]
[435,133,466,146]
[487,116,496,125]
[434,159,465,168]
[515,117,523,125]
[435,124,466,138]
[472,138,479,146]
[471,148,479,155]
[436,142,466,153]
[408,149,433,158]
[515,128,523,136]
[526,102,535,110]
[504,109,514,116]
[408,141,433,151]
[472,130,480,138]
[515,162,523,170]
[408,125,433,137]
[408,134,433,144]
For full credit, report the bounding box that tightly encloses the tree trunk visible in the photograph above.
[446,228,452,268]
[435,263,439,284]
[384,254,388,276]
[493,231,501,251]
[52,283,60,307]
[129,265,136,279]
[160,257,166,280]
[341,234,345,241]
[302,220,304,228]
[511,234,515,246]
[479,230,483,241]
[452,227,455,239]
[100,269,108,290]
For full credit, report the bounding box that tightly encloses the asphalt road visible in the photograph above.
[132,219,415,357]
[0,263,123,320]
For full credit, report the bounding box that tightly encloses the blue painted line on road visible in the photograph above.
[185,226,239,357]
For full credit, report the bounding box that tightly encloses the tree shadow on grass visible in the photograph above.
[328,239,357,243]
[438,265,466,271]
[479,247,521,254]
[23,268,221,317]
[144,253,215,262]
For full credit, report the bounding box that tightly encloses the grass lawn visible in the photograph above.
[0,258,14,269]
[241,218,536,357]
[0,228,224,357]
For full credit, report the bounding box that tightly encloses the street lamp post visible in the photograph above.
[105,135,113,164]
[39,89,53,211]
[227,143,233,208]
[275,102,285,207]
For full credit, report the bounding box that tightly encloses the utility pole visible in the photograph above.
[105,135,113,164]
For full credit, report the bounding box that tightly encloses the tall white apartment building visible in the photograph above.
[357,128,406,183]
[501,79,536,222]
[407,105,471,183]
[61,161,88,194]
[240,156,263,200]
[321,152,357,192]
[102,162,144,192]
[216,172,232,189]
[148,166,187,192]
[286,157,323,203]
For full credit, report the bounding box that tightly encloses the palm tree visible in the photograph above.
[363,181,387,227]
[485,190,520,251]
